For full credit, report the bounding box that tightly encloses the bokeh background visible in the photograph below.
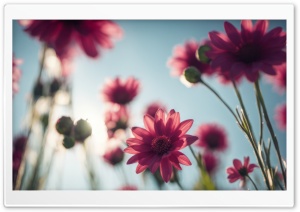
[13,20,286,190]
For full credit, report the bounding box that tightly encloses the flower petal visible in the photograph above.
[165,112,180,136]
[209,31,235,51]
[132,127,153,143]
[253,20,269,41]
[241,20,253,42]
[126,138,144,146]
[143,115,156,135]
[248,164,258,173]
[172,119,194,139]
[127,154,140,164]
[160,157,173,183]
[154,109,166,136]
[130,144,151,153]
[233,159,243,170]
[136,163,148,174]
[244,156,250,167]
[224,21,241,46]
[172,151,192,166]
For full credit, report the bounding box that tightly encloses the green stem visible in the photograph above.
[188,146,202,168]
[174,177,184,190]
[255,85,264,145]
[247,175,258,190]
[232,81,271,190]
[254,81,286,188]
[200,79,240,124]
[37,43,47,82]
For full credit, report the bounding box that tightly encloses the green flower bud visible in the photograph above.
[196,45,211,64]
[63,136,75,149]
[184,67,201,84]
[74,119,92,142]
[56,116,73,135]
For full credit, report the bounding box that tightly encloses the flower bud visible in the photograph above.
[33,81,44,100]
[184,67,201,83]
[56,116,73,135]
[103,146,124,165]
[74,119,92,142]
[62,136,75,149]
[49,78,61,96]
[196,44,211,64]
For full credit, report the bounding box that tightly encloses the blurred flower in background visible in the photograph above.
[202,152,219,175]
[101,77,140,105]
[103,143,124,166]
[13,135,28,188]
[207,20,286,82]
[144,101,167,118]
[265,63,286,94]
[22,20,123,58]
[275,103,286,131]
[12,55,22,95]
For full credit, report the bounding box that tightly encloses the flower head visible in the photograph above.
[124,109,198,183]
[101,77,140,105]
[144,101,167,118]
[202,152,218,174]
[226,156,258,186]
[167,39,214,77]
[275,103,286,131]
[265,63,286,94]
[12,56,22,95]
[23,20,123,58]
[74,119,92,142]
[105,105,129,138]
[195,123,228,152]
[207,20,286,82]
[103,145,124,166]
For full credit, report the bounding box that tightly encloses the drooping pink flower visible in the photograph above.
[144,101,167,118]
[265,63,286,94]
[202,152,218,174]
[226,156,258,186]
[167,39,214,77]
[101,77,140,105]
[103,145,124,166]
[207,20,286,82]
[195,123,228,152]
[105,105,129,138]
[124,109,198,183]
[12,56,22,95]
[23,20,123,58]
[119,185,138,190]
[275,103,286,131]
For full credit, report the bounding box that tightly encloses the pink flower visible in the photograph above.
[144,101,167,118]
[167,39,214,77]
[202,152,218,174]
[119,185,138,190]
[105,105,129,138]
[12,56,22,94]
[103,146,124,166]
[23,20,123,58]
[207,20,286,82]
[226,156,258,185]
[275,103,286,131]
[124,109,198,183]
[195,123,228,152]
[55,46,78,78]
[101,77,140,105]
[265,63,286,94]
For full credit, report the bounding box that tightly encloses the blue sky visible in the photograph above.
[13,20,286,190]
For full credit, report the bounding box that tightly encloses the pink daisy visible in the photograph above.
[275,103,286,131]
[103,146,124,166]
[144,101,167,118]
[207,20,286,82]
[105,105,129,138]
[23,20,123,58]
[124,109,198,183]
[195,123,228,152]
[265,63,286,94]
[101,77,140,105]
[12,55,22,95]
[226,156,258,186]
[167,39,214,77]
[202,152,218,174]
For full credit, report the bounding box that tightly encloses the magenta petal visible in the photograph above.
[127,154,140,164]
[182,134,198,145]
[126,138,144,146]
[175,119,194,137]
[132,127,153,143]
[241,20,253,42]
[160,157,172,183]
[136,163,147,174]
[209,31,235,51]
[224,21,241,46]
[244,156,250,168]
[165,112,180,136]
[245,67,259,82]
[229,177,239,183]
[79,36,99,58]
[248,164,258,173]
[227,167,238,175]
[233,159,243,170]
[230,62,247,79]
[130,144,151,152]
[149,156,161,173]
[253,20,269,41]
[172,151,191,166]
[124,147,140,154]
[143,115,156,135]
[168,154,182,170]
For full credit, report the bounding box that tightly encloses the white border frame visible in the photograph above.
[3,3,294,207]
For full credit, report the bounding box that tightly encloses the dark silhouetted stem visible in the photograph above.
[247,175,258,190]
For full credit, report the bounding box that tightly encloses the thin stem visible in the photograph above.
[246,175,258,190]
[83,143,98,190]
[188,146,202,168]
[254,80,286,188]
[37,43,47,82]
[255,85,264,145]
[200,79,240,123]
[232,81,257,146]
